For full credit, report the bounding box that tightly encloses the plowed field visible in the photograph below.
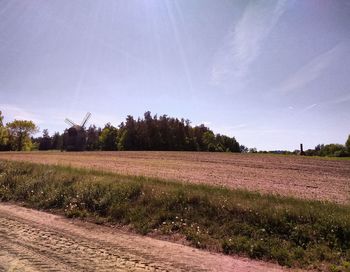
[0,151,349,204]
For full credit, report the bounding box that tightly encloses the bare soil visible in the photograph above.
[0,203,293,272]
[0,151,349,204]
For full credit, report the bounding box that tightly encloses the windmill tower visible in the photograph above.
[64,112,91,151]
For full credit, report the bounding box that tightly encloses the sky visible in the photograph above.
[0,0,349,151]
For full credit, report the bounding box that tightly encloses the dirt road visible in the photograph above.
[0,203,293,272]
[0,151,349,203]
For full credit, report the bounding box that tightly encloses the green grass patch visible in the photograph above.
[0,160,349,271]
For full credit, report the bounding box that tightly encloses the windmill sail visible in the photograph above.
[81,112,91,128]
[65,118,77,127]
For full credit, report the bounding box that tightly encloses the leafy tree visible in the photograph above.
[116,129,125,151]
[39,129,52,150]
[51,132,63,150]
[346,135,350,153]
[99,123,118,151]
[86,125,101,151]
[240,145,248,153]
[121,115,138,150]
[0,126,8,149]
[194,124,210,151]
[0,111,3,127]
[158,115,171,150]
[203,131,216,152]
[147,113,163,150]
[6,120,38,151]
[216,134,240,152]
[0,111,10,150]
[319,144,346,157]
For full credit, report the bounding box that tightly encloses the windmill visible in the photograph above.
[64,112,91,151]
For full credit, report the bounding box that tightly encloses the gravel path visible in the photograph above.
[0,203,293,272]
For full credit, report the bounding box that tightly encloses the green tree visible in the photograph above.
[39,129,52,150]
[249,148,258,153]
[86,125,101,151]
[0,111,3,127]
[6,120,39,151]
[194,124,210,151]
[216,134,240,152]
[319,144,347,157]
[116,115,143,150]
[203,131,216,151]
[346,135,350,153]
[51,132,63,150]
[99,123,118,151]
[240,145,248,153]
[117,129,127,151]
[0,111,10,150]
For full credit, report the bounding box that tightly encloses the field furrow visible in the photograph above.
[0,151,349,203]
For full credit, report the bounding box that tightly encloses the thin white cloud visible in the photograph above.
[0,104,43,125]
[230,123,248,129]
[211,0,289,85]
[327,94,350,105]
[301,103,317,113]
[278,42,348,94]
[219,125,295,136]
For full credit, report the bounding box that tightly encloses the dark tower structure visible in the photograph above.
[64,112,91,151]
[300,143,305,155]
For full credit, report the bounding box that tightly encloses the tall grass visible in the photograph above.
[0,160,349,271]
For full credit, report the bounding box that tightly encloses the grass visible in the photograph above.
[0,160,349,271]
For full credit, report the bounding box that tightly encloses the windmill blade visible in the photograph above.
[81,112,91,127]
[65,118,77,127]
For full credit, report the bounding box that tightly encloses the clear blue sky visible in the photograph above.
[0,0,349,150]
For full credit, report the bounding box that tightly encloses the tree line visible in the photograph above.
[2,109,349,156]
[0,111,241,152]
[242,143,350,157]
[303,142,350,157]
